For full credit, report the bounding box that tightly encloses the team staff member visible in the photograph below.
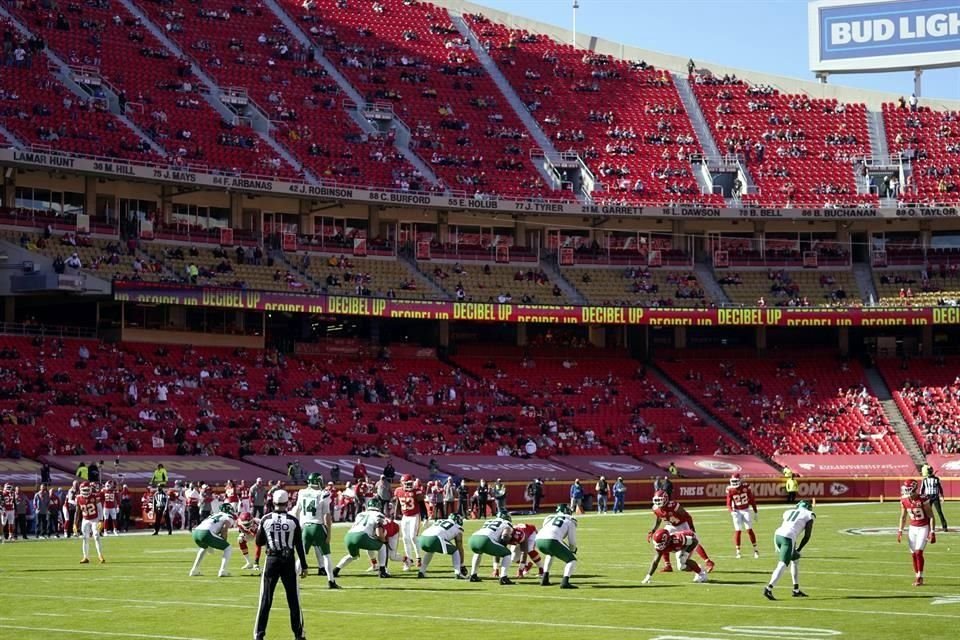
[254,489,308,640]
[921,465,948,532]
[151,464,168,488]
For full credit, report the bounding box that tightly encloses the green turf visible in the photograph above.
[0,502,956,640]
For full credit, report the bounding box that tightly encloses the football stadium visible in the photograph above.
[0,0,957,638]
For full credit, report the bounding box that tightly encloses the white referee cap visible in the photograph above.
[272,489,289,505]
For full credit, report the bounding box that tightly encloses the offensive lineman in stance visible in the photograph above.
[293,473,340,589]
[468,510,515,585]
[763,500,815,600]
[417,513,466,578]
[334,498,390,579]
[537,504,579,589]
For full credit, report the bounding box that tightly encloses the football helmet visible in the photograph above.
[103,481,112,490]
[3,483,12,492]
[366,497,383,512]
[239,512,253,524]
[401,474,415,490]
[449,513,464,527]
[511,528,527,545]
[652,490,669,509]
[555,503,572,515]
[79,482,92,497]
[729,474,742,488]
[796,500,812,511]
[652,528,672,551]
[901,479,918,498]
[219,503,236,516]
[307,473,323,489]
[497,509,512,522]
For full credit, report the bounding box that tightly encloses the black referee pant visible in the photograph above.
[254,553,303,640]
[929,498,948,530]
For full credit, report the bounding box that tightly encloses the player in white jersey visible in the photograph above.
[334,498,390,579]
[189,503,236,577]
[292,473,340,589]
[763,500,815,600]
[468,510,515,585]
[417,513,466,578]
[537,504,579,589]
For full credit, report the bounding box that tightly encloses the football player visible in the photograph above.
[506,521,543,578]
[334,498,390,579]
[101,481,120,536]
[898,479,936,586]
[537,504,579,589]
[642,528,708,584]
[417,513,466,578]
[468,510,515,585]
[74,482,105,564]
[189,503,236,578]
[1,483,15,541]
[292,473,340,589]
[236,512,263,573]
[393,474,425,571]
[763,500,815,600]
[648,490,715,573]
[726,474,759,559]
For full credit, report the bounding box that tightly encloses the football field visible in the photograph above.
[0,502,956,640]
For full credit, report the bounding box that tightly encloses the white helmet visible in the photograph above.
[272,489,289,507]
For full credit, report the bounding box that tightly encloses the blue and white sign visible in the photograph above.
[809,0,960,73]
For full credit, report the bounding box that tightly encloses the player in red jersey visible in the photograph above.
[508,522,544,578]
[642,529,709,584]
[647,490,715,573]
[393,474,425,571]
[726,474,759,559]
[237,512,263,572]
[898,479,936,586]
[1,483,15,541]
[238,480,251,515]
[101,482,119,536]
[75,482,105,564]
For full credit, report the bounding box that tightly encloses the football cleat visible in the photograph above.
[705,559,716,573]
[541,574,551,586]
[735,549,742,559]
[189,570,202,577]
[241,562,254,570]
[80,558,90,564]
[753,550,760,559]
[98,556,105,564]
[318,567,326,576]
[328,581,341,589]
[332,567,341,578]
[379,568,391,578]
[218,571,231,577]
[499,576,515,585]
[661,563,673,573]
[560,578,578,589]
[693,571,708,583]
[914,577,924,587]
[792,589,808,597]
[469,574,481,583]
[763,587,775,600]
[416,572,425,579]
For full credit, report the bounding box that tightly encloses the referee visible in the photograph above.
[254,489,308,640]
[921,465,948,532]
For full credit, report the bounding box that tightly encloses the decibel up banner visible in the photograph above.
[113,282,960,326]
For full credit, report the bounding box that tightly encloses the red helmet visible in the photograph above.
[901,479,918,498]
[510,528,527,545]
[652,528,672,551]
[239,512,253,523]
[729,474,742,488]
[401,474,415,489]
[652,490,669,509]
[79,482,92,497]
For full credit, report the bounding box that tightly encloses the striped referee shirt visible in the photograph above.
[255,511,307,567]
[921,475,943,501]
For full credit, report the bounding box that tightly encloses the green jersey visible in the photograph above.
[196,512,234,537]
[421,518,463,543]
[348,509,387,536]
[774,507,815,540]
[540,513,577,546]
[294,487,331,526]
[473,518,512,544]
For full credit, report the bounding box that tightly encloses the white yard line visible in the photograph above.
[0,625,211,640]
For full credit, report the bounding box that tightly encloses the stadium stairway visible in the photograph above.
[0,123,23,147]
[694,263,730,304]
[540,259,587,305]
[0,4,166,158]
[672,73,721,158]
[863,366,925,466]
[853,262,879,306]
[648,363,755,455]
[450,12,571,195]
[262,0,441,189]
[117,0,312,180]
[867,109,890,159]
[0,238,113,295]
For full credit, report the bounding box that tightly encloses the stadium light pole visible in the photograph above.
[572,0,579,46]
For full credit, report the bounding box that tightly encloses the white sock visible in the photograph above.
[769,561,787,587]
[219,546,232,573]
[322,554,334,578]
[313,547,323,568]
[499,555,512,577]
[377,545,387,566]
[92,535,102,557]
[421,551,434,572]
[563,560,576,578]
[471,553,482,575]
[790,560,799,586]
[451,550,461,573]
[81,537,89,559]
[337,554,355,569]
[543,555,554,574]
[191,548,207,572]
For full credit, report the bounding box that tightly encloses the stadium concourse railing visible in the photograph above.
[0,321,97,339]
[110,280,960,326]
